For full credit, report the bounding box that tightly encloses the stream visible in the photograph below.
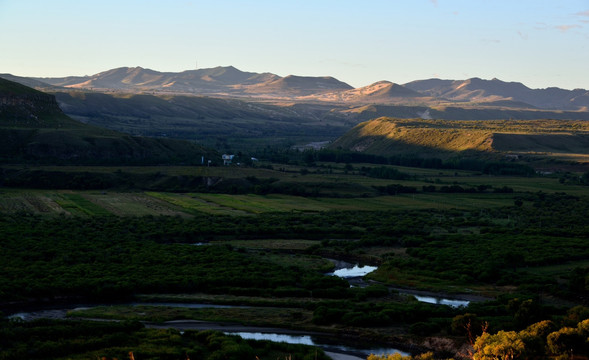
[5,261,478,359]
[328,259,473,308]
[7,303,410,360]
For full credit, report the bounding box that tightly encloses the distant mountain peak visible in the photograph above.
[14,66,589,109]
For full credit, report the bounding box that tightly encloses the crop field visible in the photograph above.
[0,190,67,214]
[1,157,587,217]
[83,192,190,217]
[0,190,188,216]
[52,192,112,216]
[146,192,251,216]
[0,189,546,216]
[148,192,515,214]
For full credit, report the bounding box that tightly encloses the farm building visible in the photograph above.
[222,154,235,165]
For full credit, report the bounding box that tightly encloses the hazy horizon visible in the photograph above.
[23,64,588,92]
[1,0,588,90]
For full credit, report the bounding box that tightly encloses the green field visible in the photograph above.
[0,158,584,216]
[0,190,518,216]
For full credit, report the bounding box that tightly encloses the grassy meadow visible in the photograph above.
[0,160,583,216]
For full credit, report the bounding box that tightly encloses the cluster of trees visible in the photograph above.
[302,149,535,175]
[0,168,372,197]
[369,317,589,360]
[0,213,357,302]
[365,192,589,298]
[312,298,456,328]
[373,183,514,195]
[472,319,589,360]
[362,166,410,180]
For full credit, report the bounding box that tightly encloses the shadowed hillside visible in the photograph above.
[0,77,216,164]
[51,90,356,148]
[330,117,589,161]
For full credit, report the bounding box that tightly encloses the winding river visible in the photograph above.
[7,303,410,360]
[5,261,479,360]
[328,260,472,308]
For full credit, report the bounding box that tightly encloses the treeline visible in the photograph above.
[303,149,535,175]
[0,167,512,196]
[0,168,374,197]
[312,294,571,335]
[373,183,513,195]
[0,319,329,360]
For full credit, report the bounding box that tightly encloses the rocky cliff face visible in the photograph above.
[0,78,67,127]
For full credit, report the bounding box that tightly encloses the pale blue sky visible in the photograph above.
[1,0,588,89]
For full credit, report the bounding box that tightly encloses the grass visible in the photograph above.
[1,158,587,216]
[146,192,250,216]
[69,305,315,329]
[0,190,522,216]
[83,192,190,217]
[0,190,65,214]
[136,293,317,308]
[52,192,111,216]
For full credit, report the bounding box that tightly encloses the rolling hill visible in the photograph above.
[244,74,353,96]
[31,66,349,98]
[330,117,589,160]
[0,77,216,164]
[304,81,427,103]
[403,77,589,110]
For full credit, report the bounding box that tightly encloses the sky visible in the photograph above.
[1,0,588,90]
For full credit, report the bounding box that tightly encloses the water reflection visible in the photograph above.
[412,295,469,308]
[330,265,377,278]
[229,332,314,345]
[228,332,409,358]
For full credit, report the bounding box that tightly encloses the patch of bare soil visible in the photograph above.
[84,193,191,217]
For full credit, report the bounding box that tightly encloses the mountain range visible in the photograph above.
[3,66,588,111]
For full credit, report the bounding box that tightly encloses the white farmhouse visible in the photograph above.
[222,154,235,165]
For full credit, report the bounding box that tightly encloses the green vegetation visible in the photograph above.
[69,305,315,327]
[1,141,588,358]
[2,80,589,359]
[0,319,328,360]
